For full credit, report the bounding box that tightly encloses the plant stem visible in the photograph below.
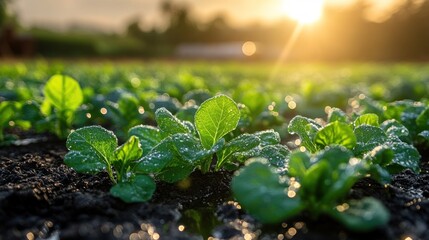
[201,159,212,173]
[106,163,117,184]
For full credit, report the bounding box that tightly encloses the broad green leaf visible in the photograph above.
[288,116,321,153]
[400,104,426,138]
[254,130,281,146]
[155,108,190,137]
[315,121,356,150]
[328,108,348,123]
[301,147,364,204]
[195,95,240,149]
[329,197,390,232]
[381,119,410,142]
[353,125,387,156]
[288,151,311,179]
[135,133,208,175]
[363,145,394,166]
[114,136,143,166]
[169,133,209,164]
[182,120,196,135]
[65,126,117,173]
[354,113,379,127]
[110,174,156,203]
[300,161,331,202]
[322,157,366,204]
[156,163,194,183]
[40,95,52,116]
[232,159,302,224]
[315,145,354,169]
[44,74,83,112]
[135,135,196,182]
[386,141,420,173]
[258,145,290,168]
[135,138,174,174]
[129,125,163,154]
[216,133,260,170]
[384,100,415,120]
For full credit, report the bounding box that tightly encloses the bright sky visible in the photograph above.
[10,0,402,33]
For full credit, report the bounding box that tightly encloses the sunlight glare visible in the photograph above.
[282,0,324,24]
[242,41,257,56]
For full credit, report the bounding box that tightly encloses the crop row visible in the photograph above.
[1,68,428,233]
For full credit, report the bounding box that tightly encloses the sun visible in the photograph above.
[281,0,325,24]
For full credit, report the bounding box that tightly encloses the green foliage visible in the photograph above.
[133,94,285,174]
[65,126,155,202]
[0,101,17,143]
[3,62,427,231]
[288,116,321,153]
[65,126,117,174]
[42,74,83,138]
[329,198,390,232]
[232,149,390,231]
[216,133,260,170]
[359,97,429,145]
[354,113,379,127]
[110,174,156,203]
[314,121,357,150]
[354,125,387,156]
[231,159,302,224]
[65,94,285,202]
[288,106,421,182]
[328,107,348,123]
[156,107,191,137]
[195,95,240,149]
[128,125,163,155]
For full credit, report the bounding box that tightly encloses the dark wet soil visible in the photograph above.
[0,135,428,240]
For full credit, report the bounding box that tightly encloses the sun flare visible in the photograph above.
[281,0,325,24]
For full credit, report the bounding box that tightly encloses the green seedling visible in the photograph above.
[131,94,288,183]
[64,126,155,203]
[288,109,421,183]
[232,148,390,232]
[42,74,83,139]
[64,94,288,202]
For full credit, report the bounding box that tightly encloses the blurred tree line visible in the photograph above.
[1,0,429,60]
[128,0,429,60]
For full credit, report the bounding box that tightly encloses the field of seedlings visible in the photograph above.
[0,60,428,240]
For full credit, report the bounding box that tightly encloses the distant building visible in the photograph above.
[176,42,245,59]
[175,41,283,60]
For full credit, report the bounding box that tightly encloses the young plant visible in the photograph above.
[232,148,390,232]
[64,126,155,202]
[288,108,421,183]
[358,97,429,145]
[65,94,287,202]
[131,94,288,183]
[41,74,84,139]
